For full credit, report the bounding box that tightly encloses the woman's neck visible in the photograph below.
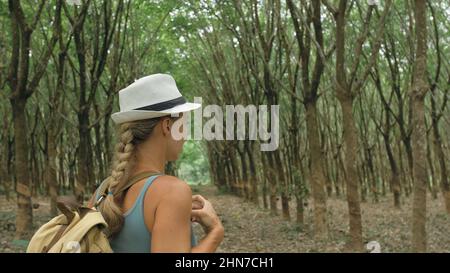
[132,140,166,175]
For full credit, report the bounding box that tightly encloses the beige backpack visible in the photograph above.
[26,195,113,253]
[26,171,162,253]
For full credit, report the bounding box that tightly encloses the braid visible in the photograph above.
[98,123,135,236]
[109,123,135,193]
[96,116,174,237]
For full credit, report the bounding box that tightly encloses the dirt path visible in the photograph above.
[1,184,449,252]
[191,185,450,253]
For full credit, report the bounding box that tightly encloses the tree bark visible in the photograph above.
[305,103,328,238]
[340,98,364,251]
[410,0,429,252]
[12,100,33,238]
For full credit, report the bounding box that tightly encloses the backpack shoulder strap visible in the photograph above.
[95,171,163,207]
[115,171,163,195]
[94,178,111,207]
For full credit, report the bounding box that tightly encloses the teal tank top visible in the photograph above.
[95,175,198,252]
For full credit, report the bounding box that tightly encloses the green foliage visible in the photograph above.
[178,140,210,185]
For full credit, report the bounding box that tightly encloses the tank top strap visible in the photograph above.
[135,174,162,205]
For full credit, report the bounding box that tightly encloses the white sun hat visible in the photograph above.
[111,73,201,124]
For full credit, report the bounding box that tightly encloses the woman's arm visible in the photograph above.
[149,177,223,253]
[190,194,224,253]
[150,179,193,252]
[191,224,224,253]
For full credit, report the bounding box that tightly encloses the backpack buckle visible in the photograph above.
[94,194,106,207]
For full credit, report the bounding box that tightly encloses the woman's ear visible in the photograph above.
[161,117,172,137]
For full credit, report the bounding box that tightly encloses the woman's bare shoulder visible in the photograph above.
[155,175,192,196]
[146,175,192,208]
[146,175,192,224]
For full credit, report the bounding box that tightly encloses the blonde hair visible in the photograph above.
[97,117,166,236]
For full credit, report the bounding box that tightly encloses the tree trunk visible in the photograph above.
[12,100,33,239]
[76,118,90,202]
[45,126,59,216]
[426,136,438,199]
[266,153,278,216]
[246,142,259,206]
[305,102,328,238]
[383,134,401,208]
[274,151,290,221]
[411,99,428,252]
[340,98,363,251]
[410,0,428,252]
[431,97,450,213]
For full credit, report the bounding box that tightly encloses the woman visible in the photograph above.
[88,74,224,253]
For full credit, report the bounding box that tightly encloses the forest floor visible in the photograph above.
[0,184,449,253]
